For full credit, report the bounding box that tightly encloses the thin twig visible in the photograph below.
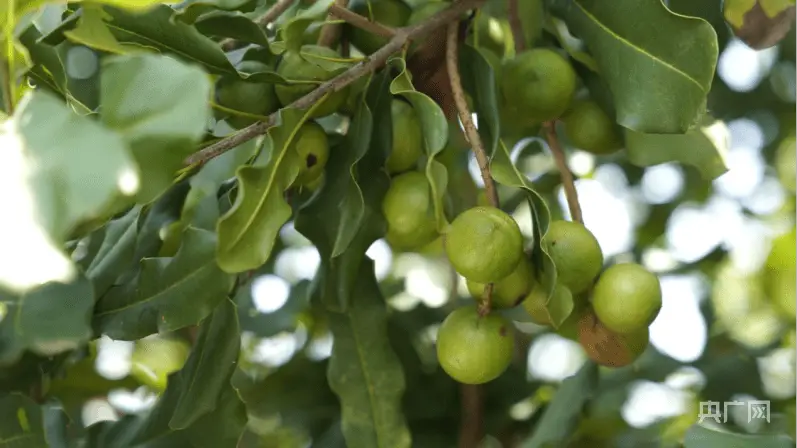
[507,0,525,52]
[544,121,583,223]
[187,0,486,166]
[327,3,397,39]
[220,0,297,52]
[317,0,349,47]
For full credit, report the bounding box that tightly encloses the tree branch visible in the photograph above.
[220,0,297,52]
[544,121,583,223]
[327,3,397,39]
[187,0,487,166]
[507,0,525,52]
[317,0,349,47]
[458,384,485,448]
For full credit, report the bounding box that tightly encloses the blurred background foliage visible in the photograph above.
[5,0,796,446]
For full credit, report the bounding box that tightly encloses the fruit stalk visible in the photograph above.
[445,14,498,317]
[219,0,297,52]
[317,0,349,48]
[186,0,487,166]
[544,120,583,223]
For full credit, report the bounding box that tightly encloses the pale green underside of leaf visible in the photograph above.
[0,274,94,366]
[0,90,138,294]
[93,226,234,340]
[215,106,322,273]
[550,0,718,134]
[100,52,211,204]
[624,116,730,180]
[326,259,412,448]
[389,57,450,232]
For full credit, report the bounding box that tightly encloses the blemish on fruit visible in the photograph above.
[306,154,317,168]
[499,326,507,337]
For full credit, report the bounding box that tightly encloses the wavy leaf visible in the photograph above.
[549,0,718,134]
[491,140,571,327]
[93,226,234,340]
[625,115,730,180]
[295,70,391,311]
[388,57,449,232]
[327,258,412,448]
[216,105,322,273]
[458,44,500,157]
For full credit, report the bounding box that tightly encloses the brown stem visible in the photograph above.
[507,0,525,52]
[317,0,350,47]
[187,0,487,166]
[327,3,397,39]
[220,0,297,52]
[544,121,583,223]
[458,384,485,448]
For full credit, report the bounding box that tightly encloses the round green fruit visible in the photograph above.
[407,2,449,26]
[216,61,279,129]
[292,121,329,186]
[382,171,438,250]
[562,100,622,155]
[386,99,423,173]
[578,311,649,368]
[444,206,524,284]
[130,337,191,392]
[592,263,662,334]
[275,45,351,118]
[474,12,511,58]
[544,220,604,294]
[522,282,573,327]
[500,48,576,123]
[348,0,411,54]
[436,305,515,384]
[467,256,535,309]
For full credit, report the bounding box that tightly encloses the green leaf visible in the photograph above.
[295,70,391,311]
[388,57,449,232]
[491,140,570,327]
[458,44,500,157]
[624,116,730,180]
[85,206,141,296]
[63,3,138,54]
[280,0,334,54]
[549,0,718,134]
[0,90,138,294]
[88,299,247,448]
[0,274,95,366]
[89,5,240,75]
[93,226,234,340]
[17,25,69,98]
[129,298,242,441]
[172,0,256,24]
[0,393,70,447]
[684,423,795,448]
[216,106,323,274]
[100,53,211,203]
[521,361,599,448]
[544,16,599,72]
[326,258,412,448]
[193,11,270,48]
